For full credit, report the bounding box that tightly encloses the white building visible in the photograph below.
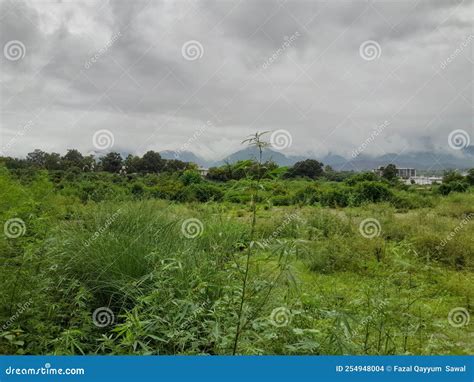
[197,167,209,177]
[404,176,442,185]
[374,166,416,179]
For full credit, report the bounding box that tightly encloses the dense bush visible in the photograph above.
[438,181,469,195]
[353,181,393,204]
[1,167,473,356]
[185,183,224,202]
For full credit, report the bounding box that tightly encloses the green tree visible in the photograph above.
[466,168,474,185]
[180,170,202,185]
[100,152,123,173]
[285,159,324,179]
[124,154,141,173]
[442,170,464,184]
[26,149,47,168]
[82,154,96,172]
[164,159,190,172]
[138,151,164,173]
[44,152,63,170]
[206,166,229,181]
[381,164,397,181]
[62,149,84,169]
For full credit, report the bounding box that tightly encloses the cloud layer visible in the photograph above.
[1,0,472,160]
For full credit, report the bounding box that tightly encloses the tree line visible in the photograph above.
[2,149,472,187]
[1,149,192,174]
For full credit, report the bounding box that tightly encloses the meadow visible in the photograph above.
[0,153,473,355]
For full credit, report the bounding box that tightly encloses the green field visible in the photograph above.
[1,158,473,355]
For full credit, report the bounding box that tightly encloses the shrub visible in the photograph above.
[131,182,145,196]
[345,172,380,186]
[271,195,293,206]
[294,185,320,205]
[353,181,393,204]
[438,181,469,195]
[186,183,224,202]
[180,170,202,186]
[319,187,350,207]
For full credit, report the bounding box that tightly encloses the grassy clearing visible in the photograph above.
[0,169,472,355]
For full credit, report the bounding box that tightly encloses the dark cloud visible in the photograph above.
[0,0,472,160]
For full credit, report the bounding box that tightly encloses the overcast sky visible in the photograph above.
[0,0,472,160]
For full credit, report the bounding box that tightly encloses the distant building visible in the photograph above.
[397,168,416,179]
[404,176,442,185]
[197,167,209,177]
[374,166,416,179]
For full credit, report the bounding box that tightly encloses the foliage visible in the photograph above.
[0,156,473,356]
[380,164,397,181]
[285,159,324,179]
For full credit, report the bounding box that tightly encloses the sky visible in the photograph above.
[0,0,472,161]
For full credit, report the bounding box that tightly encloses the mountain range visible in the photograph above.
[160,147,474,172]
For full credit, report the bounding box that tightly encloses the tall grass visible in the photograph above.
[1,168,473,355]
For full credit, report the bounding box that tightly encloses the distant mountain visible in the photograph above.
[217,147,303,167]
[160,148,473,171]
[463,146,474,157]
[345,152,473,171]
[160,150,214,168]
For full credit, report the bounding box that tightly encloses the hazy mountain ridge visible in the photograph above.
[160,146,474,171]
